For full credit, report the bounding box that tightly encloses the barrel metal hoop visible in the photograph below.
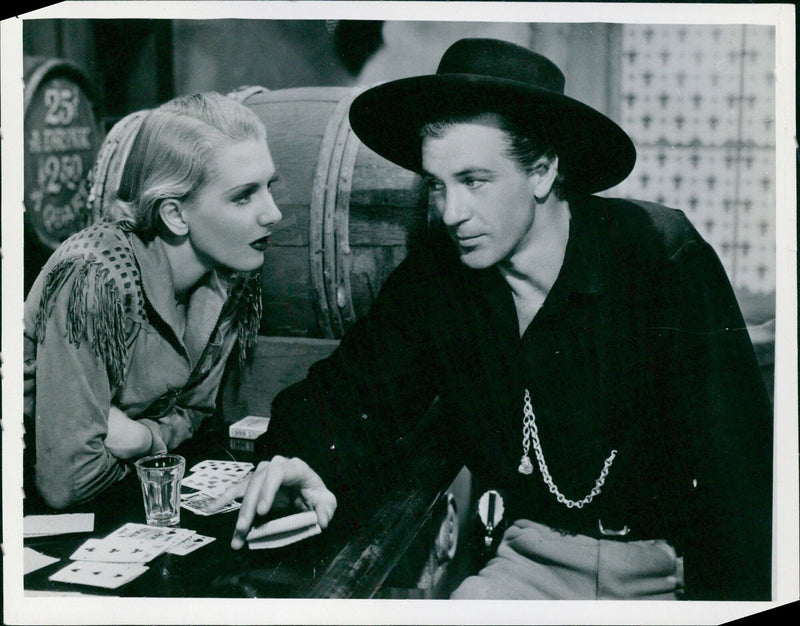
[310,89,360,338]
[334,128,361,329]
[308,96,347,337]
[322,99,350,336]
[226,85,270,103]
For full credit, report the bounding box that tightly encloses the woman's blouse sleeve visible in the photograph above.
[25,256,137,509]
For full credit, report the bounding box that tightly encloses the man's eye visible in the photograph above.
[465,178,485,189]
[426,179,444,192]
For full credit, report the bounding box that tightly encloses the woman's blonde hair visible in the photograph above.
[113,92,267,237]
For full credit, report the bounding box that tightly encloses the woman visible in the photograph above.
[23,92,281,510]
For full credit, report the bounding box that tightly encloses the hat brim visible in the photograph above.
[349,74,636,195]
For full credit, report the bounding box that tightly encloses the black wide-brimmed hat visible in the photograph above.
[349,38,636,195]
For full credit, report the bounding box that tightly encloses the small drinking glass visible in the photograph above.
[134,454,185,527]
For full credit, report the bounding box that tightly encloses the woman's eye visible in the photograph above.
[232,191,253,205]
[465,178,485,189]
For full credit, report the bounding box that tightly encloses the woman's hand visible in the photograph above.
[209,455,337,549]
[105,406,153,459]
[23,357,36,395]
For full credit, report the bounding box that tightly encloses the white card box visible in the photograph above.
[228,415,270,440]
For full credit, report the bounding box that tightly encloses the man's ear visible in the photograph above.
[159,199,189,236]
[531,155,559,201]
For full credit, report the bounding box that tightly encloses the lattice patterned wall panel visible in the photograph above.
[610,25,775,295]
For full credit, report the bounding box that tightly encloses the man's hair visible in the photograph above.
[419,111,568,200]
[113,92,268,238]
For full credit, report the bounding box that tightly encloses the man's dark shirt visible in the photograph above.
[265,195,773,601]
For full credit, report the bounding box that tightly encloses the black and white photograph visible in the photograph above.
[2,2,797,624]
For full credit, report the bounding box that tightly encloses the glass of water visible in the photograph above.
[134,454,185,526]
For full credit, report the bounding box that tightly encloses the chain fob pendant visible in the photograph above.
[477,490,505,548]
[518,455,533,475]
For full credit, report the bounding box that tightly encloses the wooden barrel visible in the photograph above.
[87,86,430,339]
[232,86,430,339]
[23,57,103,250]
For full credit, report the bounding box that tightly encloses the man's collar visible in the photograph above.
[461,197,606,299]
[558,197,605,298]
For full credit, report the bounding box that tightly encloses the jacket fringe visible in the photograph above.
[34,257,129,388]
[233,272,263,370]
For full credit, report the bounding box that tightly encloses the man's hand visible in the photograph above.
[209,455,337,550]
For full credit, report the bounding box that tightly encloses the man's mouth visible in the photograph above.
[455,233,483,246]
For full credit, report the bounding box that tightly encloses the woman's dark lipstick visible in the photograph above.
[249,235,271,251]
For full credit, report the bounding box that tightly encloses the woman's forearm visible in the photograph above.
[105,405,153,459]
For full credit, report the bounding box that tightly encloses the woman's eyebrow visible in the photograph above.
[226,182,259,195]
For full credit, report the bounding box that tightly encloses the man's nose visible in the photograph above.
[439,188,469,226]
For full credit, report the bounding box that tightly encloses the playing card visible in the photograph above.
[69,537,165,564]
[189,460,254,478]
[24,513,94,537]
[181,491,241,516]
[181,470,245,496]
[167,534,216,556]
[105,523,195,554]
[24,547,60,575]
[48,560,149,589]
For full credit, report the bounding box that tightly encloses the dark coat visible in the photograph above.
[264,196,773,601]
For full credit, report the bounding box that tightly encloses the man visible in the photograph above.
[216,38,773,600]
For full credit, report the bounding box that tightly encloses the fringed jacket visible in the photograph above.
[24,219,261,509]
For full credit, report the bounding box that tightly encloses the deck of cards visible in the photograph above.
[48,523,215,589]
[228,415,270,440]
[245,510,322,550]
[180,459,254,516]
